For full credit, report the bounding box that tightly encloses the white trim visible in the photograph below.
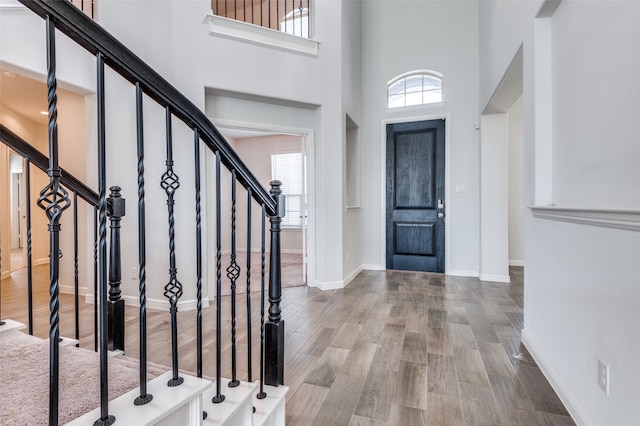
[343,265,363,287]
[522,330,590,426]
[479,273,510,283]
[1,271,10,280]
[380,114,451,274]
[212,118,316,292]
[204,14,319,57]
[84,294,210,312]
[0,2,26,11]
[281,249,303,255]
[362,264,385,271]
[311,279,343,291]
[448,269,479,278]
[509,260,525,267]
[33,257,49,266]
[531,206,640,232]
[60,285,88,295]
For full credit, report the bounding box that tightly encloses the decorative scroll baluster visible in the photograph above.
[228,170,240,388]
[265,180,285,386]
[134,81,153,406]
[194,129,203,379]
[36,16,71,425]
[74,191,79,345]
[212,151,225,404]
[25,158,33,334]
[107,186,125,352]
[160,107,184,388]
[94,51,115,426]
[246,189,252,383]
[257,204,267,399]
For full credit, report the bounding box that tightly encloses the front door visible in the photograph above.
[386,119,445,272]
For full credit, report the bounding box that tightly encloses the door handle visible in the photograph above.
[438,212,445,219]
[437,199,444,209]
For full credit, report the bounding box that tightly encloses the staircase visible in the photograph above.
[0,1,287,424]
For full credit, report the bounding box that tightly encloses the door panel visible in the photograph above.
[386,119,445,273]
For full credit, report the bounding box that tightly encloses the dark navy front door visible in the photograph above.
[386,119,445,273]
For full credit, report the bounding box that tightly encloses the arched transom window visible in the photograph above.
[387,71,442,109]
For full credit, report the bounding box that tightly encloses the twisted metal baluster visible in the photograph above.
[160,106,184,387]
[228,170,241,388]
[246,189,252,383]
[257,204,267,399]
[25,158,33,334]
[212,151,225,404]
[194,128,203,379]
[37,16,71,425]
[134,82,153,405]
[73,191,79,345]
[93,51,115,426]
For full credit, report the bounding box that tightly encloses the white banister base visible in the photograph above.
[0,319,26,333]
[252,383,288,426]
[67,371,212,426]
[203,379,257,426]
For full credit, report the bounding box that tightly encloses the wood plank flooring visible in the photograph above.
[1,265,575,425]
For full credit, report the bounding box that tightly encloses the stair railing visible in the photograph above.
[16,1,286,425]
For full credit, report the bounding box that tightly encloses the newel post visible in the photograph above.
[265,180,285,386]
[107,186,125,351]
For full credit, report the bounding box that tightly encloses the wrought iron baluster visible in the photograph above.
[194,128,203,379]
[25,158,33,334]
[74,191,79,345]
[160,106,184,388]
[134,82,153,406]
[37,16,72,425]
[93,51,115,426]
[257,204,267,399]
[246,189,252,383]
[212,151,225,404]
[228,170,240,388]
[93,207,98,353]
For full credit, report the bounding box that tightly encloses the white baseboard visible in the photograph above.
[343,266,363,287]
[281,249,303,254]
[361,264,385,271]
[311,279,344,291]
[521,330,589,426]
[448,269,479,277]
[84,294,210,312]
[509,260,525,267]
[60,284,88,295]
[33,257,49,266]
[479,273,511,283]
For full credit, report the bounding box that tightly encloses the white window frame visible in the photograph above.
[387,70,443,109]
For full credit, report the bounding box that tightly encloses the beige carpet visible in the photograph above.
[0,330,167,425]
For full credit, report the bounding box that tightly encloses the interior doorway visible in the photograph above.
[9,151,25,272]
[219,127,310,288]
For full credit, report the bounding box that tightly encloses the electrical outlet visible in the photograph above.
[598,359,610,395]
[130,267,138,281]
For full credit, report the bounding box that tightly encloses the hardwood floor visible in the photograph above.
[1,265,575,425]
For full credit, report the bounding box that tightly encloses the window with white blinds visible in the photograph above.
[271,152,303,227]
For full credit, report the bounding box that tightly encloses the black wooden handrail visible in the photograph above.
[0,123,99,207]
[18,0,277,215]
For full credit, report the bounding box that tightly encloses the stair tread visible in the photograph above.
[203,378,257,425]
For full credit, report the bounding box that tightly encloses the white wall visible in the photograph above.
[479,113,509,282]
[360,0,480,274]
[508,96,524,266]
[481,1,640,424]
